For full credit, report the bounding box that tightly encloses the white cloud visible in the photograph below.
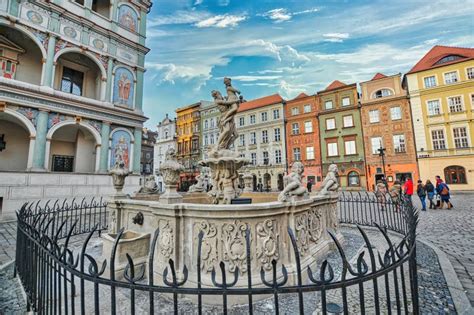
[195,14,247,28]
[261,8,292,23]
[293,8,319,15]
[146,63,211,86]
[247,39,310,62]
[218,0,230,6]
[230,75,282,82]
[148,11,210,26]
[322,33,350,43]
[424,38,439,45]
[194,0,203,5]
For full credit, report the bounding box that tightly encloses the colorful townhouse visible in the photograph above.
[234,94,287,191]
[317,81,366,189]
[360,73,419,190]
[199,100,219,160]
[404,46,474,190]
[285,93,322,189]
[175,102,201,190]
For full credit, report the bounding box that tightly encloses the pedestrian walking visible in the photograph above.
[425,179,436,209]
[389,180,402,211]
[306,179,313,193]
[416,180,427,211]
[376,180,388,210]
[436,177,453,209]
[403,177,414,202]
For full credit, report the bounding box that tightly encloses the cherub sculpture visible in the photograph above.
[319,164,339,195]
[139,175,158,194]
[278,162,309,202]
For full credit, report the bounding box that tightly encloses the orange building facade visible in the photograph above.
[285,93,322,189]
[360,73,419,191]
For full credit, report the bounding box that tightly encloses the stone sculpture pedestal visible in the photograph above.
[159,183,183,204]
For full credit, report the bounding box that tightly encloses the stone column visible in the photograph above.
[99,122,111,173]
[133,128,142,174]
[31,110,48,171]
[135,69,144,111]
[42,36,56,87]
[105,58,114,102]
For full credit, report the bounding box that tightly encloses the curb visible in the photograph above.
[418,238,473,315]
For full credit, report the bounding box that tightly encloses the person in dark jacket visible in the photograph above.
[416,180,427,211]
[425,180,435,209]
[436,178,453,209]
[306,179,313,193]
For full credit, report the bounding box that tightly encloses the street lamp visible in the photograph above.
[377,142,387,180]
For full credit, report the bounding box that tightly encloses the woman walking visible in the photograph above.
[416,180,427,211]
[425,180,436,209]
[376,180,388,210]
[436,177,453,209]
[389,180,402,212]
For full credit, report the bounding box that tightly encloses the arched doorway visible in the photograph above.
[252,174,257,191]
[264,173,271,192]
[277,174,284,191]
[46,123,100,173]
[0,110,35,171]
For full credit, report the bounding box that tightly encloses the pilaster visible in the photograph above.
[106,58,114,101]
[31,110,49,171]
[99,122,111,173]
[135,69,144,111]
[133,128,142,174]
[139,9,147,46]
[42,36,57,87]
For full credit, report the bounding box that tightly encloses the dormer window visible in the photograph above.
[373,89,392,98]
[434,55,463,65]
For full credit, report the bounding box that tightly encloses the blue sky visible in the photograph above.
[143,0,474,127]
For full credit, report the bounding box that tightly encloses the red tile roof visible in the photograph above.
[238,93,284,112]
[407,45,474,74]
[325,80,347,91]
[294,92,309,100]
[371,73,387,80]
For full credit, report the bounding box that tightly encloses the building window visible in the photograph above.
[343,115,353,128]
[291,107,299,115]
[262,130,268,143]
[261,112,268,122]
[292,123,299,135]
[327,142,338,157]
[204,120,209,129]
[239,117,245,126]
[293,148,301,161]
[348,171,360,186]
[427,100,441,116]
[393,134,406,153]
[251,153,257,165]
[369,110,380,123]
[250,115,256,124]
[61,67,84,96]
[250,132,256,145]
[467,67,474,80]
[373,89,392,98]
[239,134,245,146]
[424,76,437,88]
[273,109,280,119]
[326,118,336,130]
[306,147,315,160]
[263,151,269,164]
[436,55,462,65]
[344,140,356,155]
[431,130,446,150]
[304,104,311,113]
[304,121,313,133]
[52,155,74,172]
[274,128,281,141]
[342,97,351,106]
[444,166,467,184]
[325,100,333,109]
[444,71,458,84]
[390,107,402,120]
[453,127,469,148]
[275,150,282,164]
[371,137,382,154]
[209,134,214,145]
[210,118,215,128]
[448,96,463,113]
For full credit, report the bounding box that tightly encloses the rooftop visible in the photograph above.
[407,45,474,74]
[238,93,284,112]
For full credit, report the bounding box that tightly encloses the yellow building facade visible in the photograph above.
[405,46,474,190]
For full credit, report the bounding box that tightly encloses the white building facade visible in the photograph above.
[200,100,219,160]
[234,94,288,192]
[0,0,152,220]
[154,114,176,192]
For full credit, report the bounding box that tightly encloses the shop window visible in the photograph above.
[444,166,467,184]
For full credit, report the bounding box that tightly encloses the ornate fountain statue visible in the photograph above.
[278,162,309,202]
[159,148,185,204]
[319,164,339,195]
[200,77,249,204]
[109,159,130,199]
[139,175,159,194]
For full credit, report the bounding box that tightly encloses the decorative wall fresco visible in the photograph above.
[110,130,131,169]
[47,113,73,129]
[84,119,102,133]
[117,5,138,33]
[20,3,49,29]
[113,67,135,108]
[16,106,39,127]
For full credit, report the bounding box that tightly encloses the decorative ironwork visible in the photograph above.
[15,192,420,314]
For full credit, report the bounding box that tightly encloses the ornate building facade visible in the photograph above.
[360,73,419,190]
[285,93,322,189]
[154,114,176,192]
[199,100,218,160]
[317,81,366,190]
[235,94,287,191]
[404,46,474,190]
[140,128,157,176]
[0,0,152,220]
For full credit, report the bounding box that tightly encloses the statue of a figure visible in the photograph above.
[319,164,339,195]
[278,162,308,202]
[139,175,159,194]
[188,174,205,193]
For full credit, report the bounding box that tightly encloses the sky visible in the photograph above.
[143,0,474,128]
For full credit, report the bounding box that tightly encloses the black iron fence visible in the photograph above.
[15,192,419,314]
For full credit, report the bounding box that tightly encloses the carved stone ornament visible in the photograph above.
[132,212,144,225]
[109,160,130,196]
[196,221,218,272]
[242,173,253,193]
[109,209,117,234]
[256,220,279,271]
[139,175,159,194]
[295,208,323,256]
[319,164,339,196]
[159,148,185,204]
[159,221,174,259]
[278,162,308,202]
[188,173,206,193]
[222,220,249,274]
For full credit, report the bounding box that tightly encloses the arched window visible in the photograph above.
[347,171,360,186]
[435,55,463,65]
[204,120,209,129]
[444,165,467,184]
[373,89,393,99]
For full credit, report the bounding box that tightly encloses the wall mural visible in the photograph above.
[117,5,138,33]
[110,130,131,169]
[16,107,39,127]
[47,113,73,129]
[113,67,134,108]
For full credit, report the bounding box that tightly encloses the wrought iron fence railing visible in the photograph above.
[15,192,419,315]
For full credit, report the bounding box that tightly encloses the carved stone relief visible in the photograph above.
[196,221,218,273]
[295,208,323,256]
[158,220,174,259]
[222,220,249,274]
[256,220,279,271]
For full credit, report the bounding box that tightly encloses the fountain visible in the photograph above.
[105,78,343,304]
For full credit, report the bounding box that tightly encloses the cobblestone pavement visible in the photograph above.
[0,221,16,267]
[411,193,474,306]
